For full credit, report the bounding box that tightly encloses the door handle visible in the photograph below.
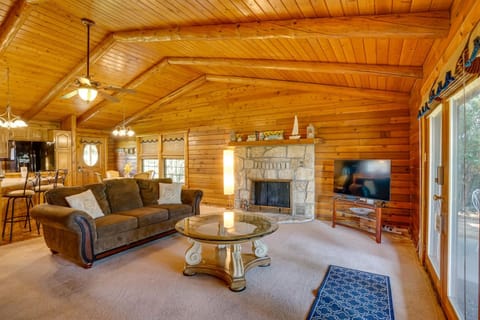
[435,166,444,185]
[433,194,443,201]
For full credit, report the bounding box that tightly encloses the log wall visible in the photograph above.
[136,83,412,229]
[408,0,480,245]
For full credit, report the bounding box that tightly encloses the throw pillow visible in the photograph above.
[65,189,105,219]
[158,182,182,204]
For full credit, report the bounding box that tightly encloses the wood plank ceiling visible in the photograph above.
[0,0,452,134]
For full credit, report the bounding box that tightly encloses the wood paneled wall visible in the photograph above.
[136,83,411,229]
[408,0,480,245]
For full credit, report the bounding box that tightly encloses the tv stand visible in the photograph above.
[332,196,384,243]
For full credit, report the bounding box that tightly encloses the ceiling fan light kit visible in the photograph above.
[61,18,135,103]
[78,86,98,102]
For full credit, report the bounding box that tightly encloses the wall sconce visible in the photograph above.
[223,149,234,208]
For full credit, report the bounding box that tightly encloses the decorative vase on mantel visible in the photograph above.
[307,123,315,139]
[289,114,301,139]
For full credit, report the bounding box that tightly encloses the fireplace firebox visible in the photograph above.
[250,180,291,214]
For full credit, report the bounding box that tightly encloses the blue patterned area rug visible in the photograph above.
[306,265,395,320]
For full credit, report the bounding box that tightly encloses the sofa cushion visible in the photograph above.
[158,182,183,204]
[136,178,172,205]
[116,206,169,227]
[65,189,104,219]
[104,179,143,213]
[158,204,193,219]
[45,183,111,214]
[45,186,87,206]
[85,183,111,215]
[95,214,138,238]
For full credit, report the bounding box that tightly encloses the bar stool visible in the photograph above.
[2,169,37,242]
[55,169,68,188]
[33,170,57,204]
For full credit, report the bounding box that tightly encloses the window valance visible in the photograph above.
[417,22,480,119]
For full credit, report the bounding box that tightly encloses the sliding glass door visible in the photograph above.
[448,78,480,320]
[427,106,444,278]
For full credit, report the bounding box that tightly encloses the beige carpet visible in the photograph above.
[0,215,444,320]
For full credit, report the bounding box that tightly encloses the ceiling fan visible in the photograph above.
[61,18,135,103]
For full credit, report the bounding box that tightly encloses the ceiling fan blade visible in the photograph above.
[103,86,136,94]
[99,91,120,103]
[60,90,78,99]
[77,76,91,86]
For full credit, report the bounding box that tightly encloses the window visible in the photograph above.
[83,144,98,166]
[142,159,158,178]
[161,132,187,185]
[448,77,480,320]
[164,158,184,183]
[138,132,188,185]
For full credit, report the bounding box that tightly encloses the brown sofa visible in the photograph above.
[31,178,203,268]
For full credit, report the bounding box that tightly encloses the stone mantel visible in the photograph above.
[232,141,316,219]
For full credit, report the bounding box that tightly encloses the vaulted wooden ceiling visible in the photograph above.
[0,0,453,134]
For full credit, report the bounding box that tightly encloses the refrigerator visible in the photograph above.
[8,140,55,173]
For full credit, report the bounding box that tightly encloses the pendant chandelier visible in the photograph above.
[112,123,135,137]
[0,67,27,129]
[112,106,134,137]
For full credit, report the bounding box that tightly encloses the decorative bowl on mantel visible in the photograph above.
[263,130,284,140]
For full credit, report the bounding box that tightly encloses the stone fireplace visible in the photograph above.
[233,143,315,218]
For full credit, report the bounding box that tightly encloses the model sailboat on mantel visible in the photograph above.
[289,114,301,139]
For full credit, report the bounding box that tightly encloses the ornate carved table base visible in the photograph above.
[183,239,271,292]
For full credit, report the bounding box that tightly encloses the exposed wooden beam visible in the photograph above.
[77,58,171,126]
[123,75,207,126]
[205,75,409,103]
[0,0,36,57]
[114,11,449,42]
[22,34,116,120]
[167,57,423,79]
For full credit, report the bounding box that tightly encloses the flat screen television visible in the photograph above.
[333,159,391,201]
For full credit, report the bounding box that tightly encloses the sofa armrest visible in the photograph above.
[181,189,203,215]
[31,204,95,234]
[31,204,97,267]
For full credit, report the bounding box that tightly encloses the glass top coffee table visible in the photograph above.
[175,212,279,291]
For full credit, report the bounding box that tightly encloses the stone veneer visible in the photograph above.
[233,143,315,219]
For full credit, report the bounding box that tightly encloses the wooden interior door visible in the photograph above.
[76,135,106,186]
